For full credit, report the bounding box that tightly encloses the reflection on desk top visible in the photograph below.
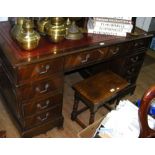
[0,21,153,67]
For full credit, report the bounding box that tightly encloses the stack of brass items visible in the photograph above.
[11,18,41,51]
[45,17,66,43]
[10,17,84,51]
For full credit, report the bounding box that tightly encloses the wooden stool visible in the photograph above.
[71,70,129,128]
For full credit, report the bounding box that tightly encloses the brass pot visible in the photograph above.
[45,17,66,43]
[16,19,41,51]
[51,17,65,26]
[11,17,24,41]
[37,17,49,36]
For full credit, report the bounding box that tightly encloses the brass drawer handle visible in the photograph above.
[127,68,135,75]
[97,49,105,55]
[134,42,143,47]
[130,56,139,63]
[35,83,49,93]
[37,112,49,122]
[80,54,90,63]
[37,100,50,110]
[36,64,50,75]
[134,42,139,47]
[110,47,119,55]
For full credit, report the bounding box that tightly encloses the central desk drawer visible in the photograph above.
[64,48,108,71]
[18,73,64,101]
[22,93,63,117]
[17,57,64,84]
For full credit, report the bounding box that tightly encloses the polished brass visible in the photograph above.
[127,32,141,37]
[45,17,66,43]
[32,17,40,28]
[50,17,65,26]
[37,17,49,36]
[11,17,24,41]
[66,18,72,35]
[65,20,83,40]
[16,19,40,51]
[65,18,83,40]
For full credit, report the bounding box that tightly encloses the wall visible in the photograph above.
[136,17,155,32]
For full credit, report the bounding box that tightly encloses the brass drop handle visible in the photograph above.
[35,83,49,93]
[80,54,90,63]
[130,56,139,62]
[110,47,119,55]
[36,64,50,75]
[37,100,50,110]
[139,42,144,45]
[37,112,49,122]
[134,41,144,47]
[97,49,105,55]
[134,42,139,47]
[127,68,135,75]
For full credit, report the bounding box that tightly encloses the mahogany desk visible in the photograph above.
[0,22,153,137]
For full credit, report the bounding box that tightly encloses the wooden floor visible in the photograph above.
[0,50,155,138]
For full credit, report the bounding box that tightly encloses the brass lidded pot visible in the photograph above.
[37,17,49,36]
[45,17,66,43]
[16,19,41,51]
[11,17,24,41]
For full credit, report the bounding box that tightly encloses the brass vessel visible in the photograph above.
[37,17,49,36]
[65,17,83,40]
[16,19,41,51]
[65,18,72,35]
[11,17,24,41]
[45,17,66,43]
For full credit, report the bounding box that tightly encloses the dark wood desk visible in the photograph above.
[0,22,153,137]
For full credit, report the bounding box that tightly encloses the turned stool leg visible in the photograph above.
[89,108,96,125]
[115,96,121,108]
[71,92,80,121]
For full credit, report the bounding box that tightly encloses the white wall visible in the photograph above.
[0,17,8,21]
[136,17,153,32]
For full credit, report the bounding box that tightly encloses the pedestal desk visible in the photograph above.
[0,22,153,137]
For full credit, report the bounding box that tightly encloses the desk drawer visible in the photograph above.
[132,39,147,49]
[124,62,142,77]
[125,52,145,66]
[18,73,64,101]
[17,58,63,84]
[23,104,62,129]
[22,93,63,117]
[64,48,108,70]
[128,38,150,51]
[107,44,126,57]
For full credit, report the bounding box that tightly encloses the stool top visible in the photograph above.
[73,71,129,104]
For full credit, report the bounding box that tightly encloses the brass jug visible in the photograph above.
[16,19,41,51]
[37,17,49,36]
[11,17,24,41]
[45,17,66,43]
